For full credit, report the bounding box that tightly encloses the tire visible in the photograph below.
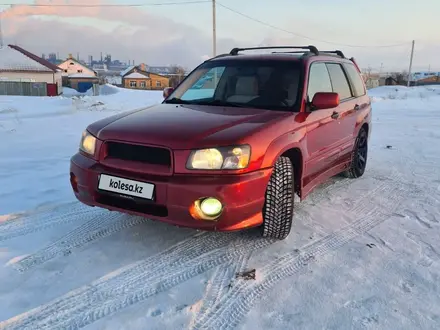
[261,156,294,240]
[343,127,368,179]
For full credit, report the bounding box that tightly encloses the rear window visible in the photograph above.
[326,63,353,100]
[343,63,366,97]
[166,60,302,111]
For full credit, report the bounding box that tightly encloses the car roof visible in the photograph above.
[207,46,355,66]
[209,53,353,64]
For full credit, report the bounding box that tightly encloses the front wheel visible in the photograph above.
[343,127,368,178]
[261,156,294,240]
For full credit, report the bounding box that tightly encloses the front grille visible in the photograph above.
[97,194,168,217]
[106,142,171,167]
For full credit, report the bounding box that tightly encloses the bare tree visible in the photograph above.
[361,66,375,89]
[168,65,186,88]
[390,70,408,85]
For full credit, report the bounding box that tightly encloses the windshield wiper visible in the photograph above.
[194,100,249,108]
[164,97,192,104]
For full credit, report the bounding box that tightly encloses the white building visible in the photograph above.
[0,44,63,95]
[58,55,97,77]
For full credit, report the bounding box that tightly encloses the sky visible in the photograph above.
[1,0,439,72]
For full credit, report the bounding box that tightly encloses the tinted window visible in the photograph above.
[343,63,366,97]
[326,63,352,100]
[307,62,332,101]
[168,60,301,111]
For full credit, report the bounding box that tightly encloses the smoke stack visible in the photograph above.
[140,63,146,72]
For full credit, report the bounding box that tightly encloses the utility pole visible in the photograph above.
[212,0,216,57]
[0,10,3,49]
[407,40,415,87]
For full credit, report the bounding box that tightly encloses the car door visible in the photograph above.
[337,62,370,160]
[324,63,358,156]
[304,62,343,182]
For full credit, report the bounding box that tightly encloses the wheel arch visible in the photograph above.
[280,147,303,198]
[361,122,369,136]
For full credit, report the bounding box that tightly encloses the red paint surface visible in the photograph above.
[70,53,372,232]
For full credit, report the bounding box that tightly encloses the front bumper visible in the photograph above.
[70,153,272,231]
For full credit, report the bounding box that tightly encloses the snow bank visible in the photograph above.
[0,87,163,213]
[368,85,440,102]
[0,84,163,121]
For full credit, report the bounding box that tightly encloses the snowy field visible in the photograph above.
[0,84,440,329]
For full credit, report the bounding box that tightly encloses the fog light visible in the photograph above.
[200,197,222,217]
[189,197,223,221]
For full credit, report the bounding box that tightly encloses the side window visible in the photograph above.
[343,63,366,97]
[307,62,332,101]
[326,63,352,100]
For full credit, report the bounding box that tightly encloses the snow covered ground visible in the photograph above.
[0,85,439,329]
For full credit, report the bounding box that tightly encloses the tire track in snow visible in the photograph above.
[0,232,275,330]
[0,203,96,242]
[13,212,144,272]
[298,168,401,237]
[194,177,407,329]
[349,169,402,216]
[189,254,252,330]
[191,168,403,329]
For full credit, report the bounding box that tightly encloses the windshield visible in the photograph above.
[165,60,302,111]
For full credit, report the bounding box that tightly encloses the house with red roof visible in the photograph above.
[0,44,63,96]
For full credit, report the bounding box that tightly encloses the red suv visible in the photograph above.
[70,45,371,240]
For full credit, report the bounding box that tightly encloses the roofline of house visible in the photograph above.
[123,76,151,80]
[60,57,98,75]
[121,66,169,79]
[7,44,62,73]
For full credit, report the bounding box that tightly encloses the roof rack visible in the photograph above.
[271,51,307,54]
[319,50,345,58]
[229,45,319,56]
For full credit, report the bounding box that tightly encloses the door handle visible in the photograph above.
[354,104,360,111]
[331,111,339,119]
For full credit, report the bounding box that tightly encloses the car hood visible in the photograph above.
[92,103,291,149]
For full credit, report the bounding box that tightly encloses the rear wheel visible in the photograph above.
[261,156,294,240]
[343,127,368,178]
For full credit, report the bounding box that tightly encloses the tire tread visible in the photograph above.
[262,157,294,240]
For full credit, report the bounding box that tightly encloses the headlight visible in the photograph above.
[79,130,96,155]
[187,145,251,170]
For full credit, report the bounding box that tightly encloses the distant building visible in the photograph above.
[410,71,440,86]
[68,73,100,93]
[361,72,380,89]
[58,55,97,78]
[121,64,169,90]
[0,44,63,96]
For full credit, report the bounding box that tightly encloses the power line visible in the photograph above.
[216,1,410,48]
[0,0,209,7]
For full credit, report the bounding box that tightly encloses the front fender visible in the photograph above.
[261,127,307,168]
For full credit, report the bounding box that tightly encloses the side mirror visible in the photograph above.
[163,87,174,99]
[311,92,340,110]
